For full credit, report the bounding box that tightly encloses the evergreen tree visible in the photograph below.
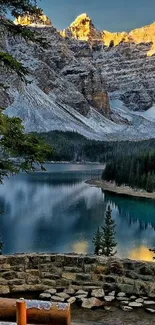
[0,0,40,16]
[101,205,117,257]
[146,172,154,193]
[0,112,52,183]
[92,226,102,255]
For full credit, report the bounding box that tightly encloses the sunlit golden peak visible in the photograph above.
[14,12,52,26]
[70,13,91,27]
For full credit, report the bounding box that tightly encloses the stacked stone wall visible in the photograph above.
[0,254,155,298]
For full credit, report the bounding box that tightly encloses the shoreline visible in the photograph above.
[46,161,101,164]
[86,179,155,200]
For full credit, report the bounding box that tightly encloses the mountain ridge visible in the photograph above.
[1,13,155,140]
[61,13,155,55]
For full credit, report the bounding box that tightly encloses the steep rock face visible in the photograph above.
[0,19,110,119]
[60,13,102,43]
[94,41,155,111]
[60,14,155,112]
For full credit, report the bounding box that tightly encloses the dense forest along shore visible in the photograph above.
[86,180,155,199]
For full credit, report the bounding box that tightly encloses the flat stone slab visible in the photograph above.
[117,297,129,301]
[76,290,88,296]
[56,292,70,299]
[45,289,57,295]
[136,298,144,303]
[128,302,143,308]
[144,300,155,305]
[108,291,115,296]
[75,295,88,300]
[117,292,126,297]
[130,295,137,300]
[120,301,129,305]
[39,293,51,300]
[51,295,65,302]
[146,308,155,313]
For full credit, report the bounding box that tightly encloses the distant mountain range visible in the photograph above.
[1,12,155,140]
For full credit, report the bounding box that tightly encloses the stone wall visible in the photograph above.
[0,254,155,298]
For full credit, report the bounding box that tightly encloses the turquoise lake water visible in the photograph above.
[0,163,155,260]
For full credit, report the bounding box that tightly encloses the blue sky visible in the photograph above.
[39,0,155,32]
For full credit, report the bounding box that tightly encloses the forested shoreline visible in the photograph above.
[37,131,155,193]
[102,149,155,193]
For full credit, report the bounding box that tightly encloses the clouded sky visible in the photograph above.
[39,0,155,32]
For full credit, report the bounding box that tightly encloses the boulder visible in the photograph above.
[81,297,103,309]
[91,289,105,298]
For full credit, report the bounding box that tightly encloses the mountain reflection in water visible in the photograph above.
[0,163,154,261]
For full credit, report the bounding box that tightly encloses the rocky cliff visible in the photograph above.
[63,15,155,112]
[1,13,155,140]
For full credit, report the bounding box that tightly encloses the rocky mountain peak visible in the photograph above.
[60,13,102,42]
[14,11,52,27]
[70,13,91,26]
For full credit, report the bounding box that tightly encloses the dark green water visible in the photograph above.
[0,163,155,260]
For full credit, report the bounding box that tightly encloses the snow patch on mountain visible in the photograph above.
[4,83,155,141]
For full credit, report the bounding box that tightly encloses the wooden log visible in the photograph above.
[0,298,70,325]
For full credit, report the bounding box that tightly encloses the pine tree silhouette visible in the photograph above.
[101,205,117,257]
